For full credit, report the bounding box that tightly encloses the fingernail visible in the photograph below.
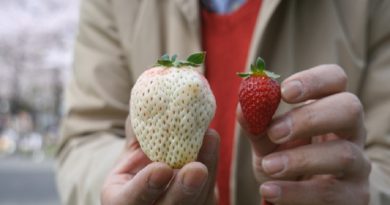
[260,184,281,201]
[262,155,287,175]
[268,117,291,143]
[282,80,303,101]
[182,168,207,193]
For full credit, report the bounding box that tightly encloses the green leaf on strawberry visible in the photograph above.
[187,52,205,65]
[155,52,206,68]
[237,57,280,79]
[171,54,177,62]
[157,54,174,67]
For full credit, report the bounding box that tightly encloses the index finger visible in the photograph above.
[237,105,307,157]
[112,148,151,175]
[282,64,347,103]
[122,162,173,205]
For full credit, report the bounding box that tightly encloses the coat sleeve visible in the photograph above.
[56,0,131,204]
[362,1,390,204]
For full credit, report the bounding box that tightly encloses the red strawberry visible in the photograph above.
[237,57,281,135]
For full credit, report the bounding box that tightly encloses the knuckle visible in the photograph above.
[343,92,363,119]
[318,177,340,204]
[338,141,358,169]
[252,156,268,182]
[305,105,317,125]
[179,182,207,200]
[101,182,123,205]
[252,156,263,173]
[330,64,348,87]
[339,141,372,177]
[360,152,372,177]
[136,185,163,204]
[137,192,152,204]
[284,151,307,175]
[299,76,314,96]
[364,156,372,176]
[297,105,317,132]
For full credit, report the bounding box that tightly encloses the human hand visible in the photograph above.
[101,121,220,205]
[238,65,371,205]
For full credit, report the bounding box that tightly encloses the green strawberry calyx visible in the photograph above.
[155,52,206,68]
[237,57,280,79]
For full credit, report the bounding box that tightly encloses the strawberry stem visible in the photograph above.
[237,57,280,79]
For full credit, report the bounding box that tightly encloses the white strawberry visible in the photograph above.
[130,53,216,168]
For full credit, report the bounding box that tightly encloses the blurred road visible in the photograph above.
[0,156,60,205]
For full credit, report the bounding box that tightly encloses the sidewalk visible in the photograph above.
[0,156,60,205]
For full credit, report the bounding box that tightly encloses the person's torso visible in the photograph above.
[108,0,373,204]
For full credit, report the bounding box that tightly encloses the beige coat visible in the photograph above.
[57,0,390,204]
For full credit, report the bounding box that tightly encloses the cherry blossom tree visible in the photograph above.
[0,0,79,132]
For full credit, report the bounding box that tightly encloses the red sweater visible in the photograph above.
[202,0,262,204]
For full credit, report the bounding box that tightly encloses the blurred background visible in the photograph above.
[0,0,79,204]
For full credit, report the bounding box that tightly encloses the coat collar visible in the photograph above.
[173,0,282,74]
[173,0,281,27]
